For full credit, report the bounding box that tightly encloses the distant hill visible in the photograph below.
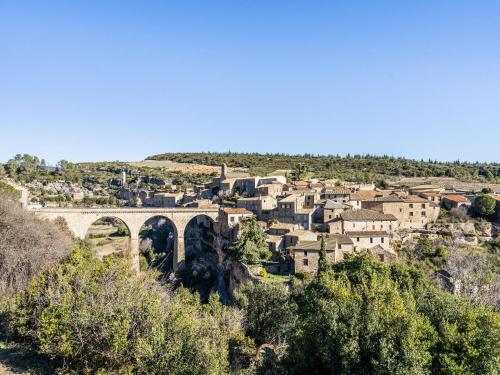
[147,152,500,184]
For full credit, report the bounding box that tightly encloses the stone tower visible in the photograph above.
[121,171,127,186]
[220,163,227,180]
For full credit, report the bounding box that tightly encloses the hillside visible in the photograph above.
[147,152,500,184]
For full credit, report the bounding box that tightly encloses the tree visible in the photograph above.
[234,282,296,346]
[291,163,307,182]
[283,254,500,375]
[318,235,328,274]
[228,216,271,263]
[473,194,496,217]
[0,193,71,296]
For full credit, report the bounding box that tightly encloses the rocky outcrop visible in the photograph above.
[397,221,495,246]
[228,261,258,296]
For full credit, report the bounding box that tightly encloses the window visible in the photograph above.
[379,254,384,261]
[357,237,360,242]
[304,251,308,256]
[389,225,392,230]
[372,225,375,230]
[381,237,385,243]
[380,225,383,230]
[303,259,308,266]
[399,208,403,213]
[422,211,426,217]
[421,203,426,208]
[230,217,235,222]
[409,212,414,216]
[409,204,413,208]
[339,244,342,249]
[370,237,373,243]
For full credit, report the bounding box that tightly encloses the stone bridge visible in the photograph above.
[31,207,220,271]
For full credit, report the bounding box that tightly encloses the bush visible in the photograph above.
[234,282,296,347]
[8,244,250,374]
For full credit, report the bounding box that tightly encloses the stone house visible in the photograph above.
[219,208,254,240]
[274,194,314,229]
[328,208,398,234]
[321,187,351,204]
[236,196,277,220]
[419,191,442,204]
[362,195,440,229]
[267,222,299,236]
[284,229,318,249]
[322,200,352,223]
[348,190,386,210]
[266,235,285,255]
[292,235,354,274]
[345,230,391,250]
[151,192,184,207]
[441,194,471,210]
[258,175,287,185]
[255,182,284,197]
[367,245,397,263]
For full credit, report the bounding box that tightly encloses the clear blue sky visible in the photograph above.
[1,1,499,164]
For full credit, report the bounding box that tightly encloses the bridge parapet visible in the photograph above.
[31,207,220,271]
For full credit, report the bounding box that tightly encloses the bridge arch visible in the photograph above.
[85,216,132,260]
[31,207,220,272]
[138,215,178,273]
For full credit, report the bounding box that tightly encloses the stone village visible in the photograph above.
[22,163,500,277]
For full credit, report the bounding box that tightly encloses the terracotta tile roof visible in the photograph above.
[323,187,351,195]
[324,200,350,210]
[442,194,469,203]
[266,235,283,243]
[345,231,390,237]
[269,223,298,230]
[223,208,253,215]
[285,230,317,238]
[368,195,404,203]
[279,194,301,203]
[327,234,354,244]
[291,236,353,251]
[341,209,397,221]
[350,191,381,201]
[367,194,436,205]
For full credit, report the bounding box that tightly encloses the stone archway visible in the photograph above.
[181,215,224,302]
[138,215,178,273]
[85,216,132,260]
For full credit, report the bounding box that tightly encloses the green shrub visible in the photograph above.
[9,243,249,374]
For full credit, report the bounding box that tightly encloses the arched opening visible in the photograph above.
[138,216,177,273]
[85,216,131,259]
[181,215,227,302]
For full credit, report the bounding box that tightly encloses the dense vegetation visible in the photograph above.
[147,152,500,183]
[1,153,214,188]
[284,255,499,374]
[0,193,499,374]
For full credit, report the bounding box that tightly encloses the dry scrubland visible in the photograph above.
[129,159,249,175]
